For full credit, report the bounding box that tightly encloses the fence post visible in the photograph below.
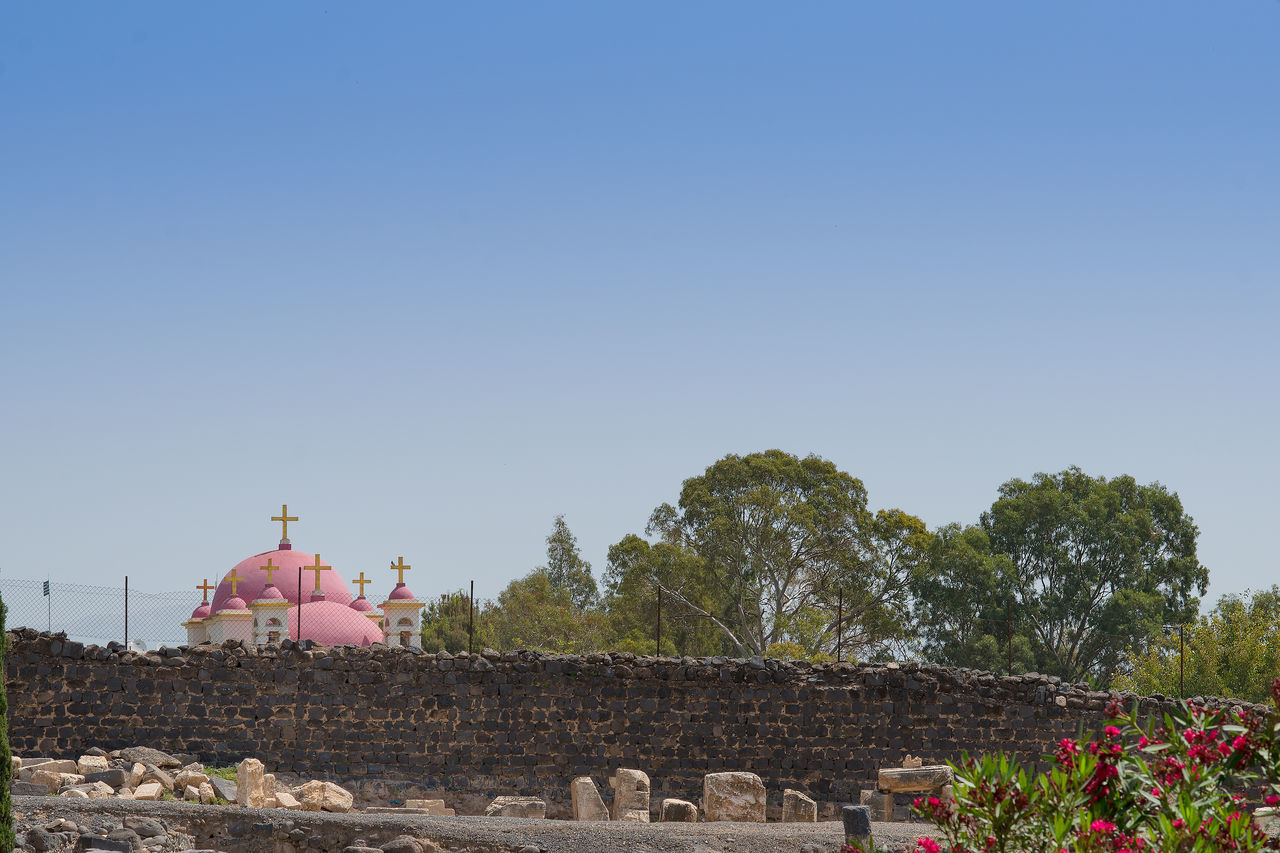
[124,576,128,647]
[468,580,475,655]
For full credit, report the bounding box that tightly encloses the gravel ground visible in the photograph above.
[15,796,936,853]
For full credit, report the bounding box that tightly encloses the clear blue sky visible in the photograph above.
[1,2,1276,611]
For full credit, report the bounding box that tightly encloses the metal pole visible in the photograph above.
[124,575,128,647]
[297,568,302,642]
[47,581,51,632]
[656,585,662,657]
[1179,625,1185,698]
[468,580,475,654]
[836,590,843,663]
[1007,599,1014,675]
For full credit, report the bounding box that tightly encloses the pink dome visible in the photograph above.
[349,596,375,613]
[255,584,285,601]
[287,600,384,647]
[190,603,211,619]
[220,596,248,611]
[211,548,353,612]
[387,583,416,601]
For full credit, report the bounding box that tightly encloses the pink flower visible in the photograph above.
[1232,736,1247,750]
[917,839,941,853]
[1104,725,1122,738]
[1266,795,1280,806]
[1091,819,1117,834]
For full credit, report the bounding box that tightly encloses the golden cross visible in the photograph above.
[260,558,278,585]
[307,553,332,592]
[271,504,298,540]
[353,571,371,597]
[390,556,411,584]
[226,568,244,597]
[197,578,215,603]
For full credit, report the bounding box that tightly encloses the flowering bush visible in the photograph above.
[911,677,1280,852]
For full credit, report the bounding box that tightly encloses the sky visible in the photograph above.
[1,2,1277,623]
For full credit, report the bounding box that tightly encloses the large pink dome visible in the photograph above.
[288,600,385,647]
[211,548,353,612]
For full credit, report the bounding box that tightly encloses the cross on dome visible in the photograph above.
[390,556,411,584]
[226,568,245,596]
[197,578,215,603]
[353,571,371,596]
[307,554,332,591]
[260,558,278,585]
[272,504,298,544]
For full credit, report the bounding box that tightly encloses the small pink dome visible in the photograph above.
[387,583,416,600]
[190,603,211,619]
[255,585,285,601]
[221,596,248,611]
[287,600,384,647]
[349,596,375,612]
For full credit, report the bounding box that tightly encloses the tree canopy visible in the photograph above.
[980,467,1207,684]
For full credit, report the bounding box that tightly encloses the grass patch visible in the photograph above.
[205,766,238,781]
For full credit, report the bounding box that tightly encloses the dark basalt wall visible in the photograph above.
[5,629,1255,815]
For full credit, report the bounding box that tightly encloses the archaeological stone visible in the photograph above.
[76,755,109,776]
[237,758,266,807]
[860,789,894,821]
[570,777,609,821]
[275,790,302,810]
[782,789,817,822]
[484,796,547,819]
[609,769,651,822]
[119,747,182,769]
[843,804,873,844]
[405,799,454,816]
[878,765,954,794]
[703,772,766,823]
[660,798,698,822]
[208,776,237,803]
[295,779,354,813]
[133,782,163,801]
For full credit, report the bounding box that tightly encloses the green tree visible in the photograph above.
[485,571,609,653]
[911,524,1035,673]
[602,533,723,657]
[540,515,598,610]
[1114,587,1280,703]
[981,467,1208,685]
[0,594,12,853]
[484,516,607,654]
[625,450,924,659]
[420,589,479,653]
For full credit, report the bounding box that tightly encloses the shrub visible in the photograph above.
[910,681,1280,852]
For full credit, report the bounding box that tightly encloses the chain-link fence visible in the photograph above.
[0,577,190,650]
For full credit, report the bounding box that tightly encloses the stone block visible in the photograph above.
[782,789,816,822]
[570,777,608,821]
[175,769,209,790]
[236,758,266,808]
[703,772,766,823]
[184,784,200,801]
[860,789,894,821]
[12,780,48,796]
[85,769,129,789]
[660,798,698,822]
[901,754,923,768]
[199,782,215,805]
[295,779,354,813]
[842,805,872,844]
[275,791,302,810]
[208,776,237,803]
[484,796,546,818]
[128,763,145,788]
[133,782,163,801]
[60,788,89,798]
[262,773,278,808]
[405,799,453,816]
[609,769,650,822]
[119,747,181,768]
[877,766,953,794]
[141,765,174,790]
[77,755,110,775]
[87,780,115,798]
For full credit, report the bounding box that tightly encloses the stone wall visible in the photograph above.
[5,629,1256,817]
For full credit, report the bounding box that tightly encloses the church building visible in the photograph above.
[183,505,423,649]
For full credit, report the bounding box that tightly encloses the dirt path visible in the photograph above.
[16,796,936,853]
